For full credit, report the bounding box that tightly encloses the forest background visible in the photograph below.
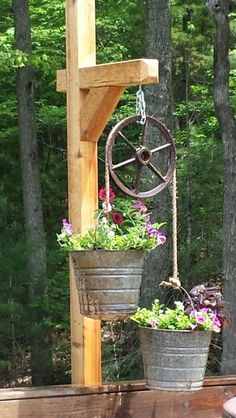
[0,0,235,386]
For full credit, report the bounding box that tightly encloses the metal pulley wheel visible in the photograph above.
[106,115,176,198]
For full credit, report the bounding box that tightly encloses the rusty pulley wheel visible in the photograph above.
[106,115,176,198]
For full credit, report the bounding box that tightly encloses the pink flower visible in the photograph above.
[112,212,124,225]
[99,187,116,202]
[196,315,206,325]
[212,314,221,328]
[190,310,206,325]
[145,221,166,245]
[156,231,167,245]
[61,218,73,236]
[132,201,148,213]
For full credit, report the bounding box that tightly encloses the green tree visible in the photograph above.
[207,0,236,374]
[12,0,54,385]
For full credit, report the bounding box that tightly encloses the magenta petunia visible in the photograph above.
[212,314,221,328]
[196,315,206,324]
[99,187,116,202]
[112,212,124,225]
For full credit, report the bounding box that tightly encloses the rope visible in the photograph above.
[172,168,178,278]
[104,141,112,213]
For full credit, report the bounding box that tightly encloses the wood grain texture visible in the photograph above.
[80,86,125,142]
[0,379,236,418]
[65,0,101,385]
[56,59,159,91]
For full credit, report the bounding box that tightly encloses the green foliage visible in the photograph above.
[96,0,145,63]
[57,191,166,251]
[131,300,217,332]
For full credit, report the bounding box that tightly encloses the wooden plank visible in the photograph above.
[0,384,235,417]
[205,376,236,386]
[56,59,159,92]
[0,377,235,401]
[80,86,125,142]
[65,0,101,385]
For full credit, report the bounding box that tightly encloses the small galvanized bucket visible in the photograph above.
[70,249,144,321]
[139,326,212,391]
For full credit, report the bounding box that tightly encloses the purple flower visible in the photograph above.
[212,314,222,333]
[212,314,221,328]
[132,201,148,213]
[156,231,166,245]
[196,315,206,325]
[61,218,73,236]
[145,221,166,245]
[190,310,206,324]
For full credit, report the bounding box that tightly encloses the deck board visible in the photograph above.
[0,377,235,417]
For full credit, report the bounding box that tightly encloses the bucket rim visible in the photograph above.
[70,249,145,254]
[138,325,212,335]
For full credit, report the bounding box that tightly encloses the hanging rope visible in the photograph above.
[172,167,178,279]
[160,166,180,289]
[104,141,112,213]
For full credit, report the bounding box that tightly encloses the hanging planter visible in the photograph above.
[57,187,167,321]
[70,249,144,320]
[131,280,225,392]
[57,111,176,320]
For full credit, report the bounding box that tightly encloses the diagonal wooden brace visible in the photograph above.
[80,86,125,142]
[57,58,159,143]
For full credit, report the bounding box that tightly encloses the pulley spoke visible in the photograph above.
[148,163,166,182]
[151,143,171,154]
[112,156,136,170]
[118,131,137,151]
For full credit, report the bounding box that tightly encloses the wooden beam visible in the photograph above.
[56,59,159,92]
[65,0,101,385]
[80,86,125,142]
[0,378,236,417]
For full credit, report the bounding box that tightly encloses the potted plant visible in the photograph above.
[57,187,166,321]
[131,278,224,391]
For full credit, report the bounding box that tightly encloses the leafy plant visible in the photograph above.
[131,278,224,333]
[57,187,166,252]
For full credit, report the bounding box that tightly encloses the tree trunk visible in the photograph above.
[207,0,236,374]
[141,0,173,306]
[12,0,53,385]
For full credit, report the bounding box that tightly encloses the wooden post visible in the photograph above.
[58,0,159,386]
[66,0,101,385]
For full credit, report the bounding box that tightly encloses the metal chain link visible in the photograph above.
[136,85,146,125]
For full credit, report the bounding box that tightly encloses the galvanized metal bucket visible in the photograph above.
[70,250,144,320]
[139,326,212,391]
